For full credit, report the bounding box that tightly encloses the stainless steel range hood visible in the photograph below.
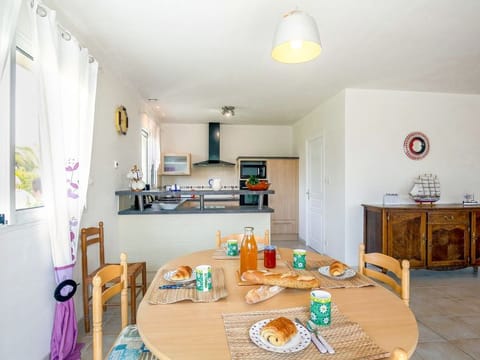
[193,122,235,167]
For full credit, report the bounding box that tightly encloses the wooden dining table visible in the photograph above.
[136,248,418,359]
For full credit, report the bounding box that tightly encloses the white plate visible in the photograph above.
[319,266,356,280]
[249,318,311,353]
[163,270,195,283]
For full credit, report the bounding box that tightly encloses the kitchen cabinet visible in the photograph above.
[159,153,191,175]
[363,204,479,270]
[266,158,299,241]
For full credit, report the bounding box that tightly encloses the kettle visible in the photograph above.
[208,178,222,191]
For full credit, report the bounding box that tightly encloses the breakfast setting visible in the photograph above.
[139,227,405,360]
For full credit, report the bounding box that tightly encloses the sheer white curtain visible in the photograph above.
[32,1,98,359]
[0,0,21,78]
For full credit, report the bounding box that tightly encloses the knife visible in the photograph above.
[159,283,195,289]
[294,318,327,353]
[307,320,335,354]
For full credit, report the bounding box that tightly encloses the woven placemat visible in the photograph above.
[148,267,228,304]
[212,249,282,260]
[222,306,389,360]
[286,259,377,289]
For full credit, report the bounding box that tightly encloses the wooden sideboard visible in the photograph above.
[362,204,480,270]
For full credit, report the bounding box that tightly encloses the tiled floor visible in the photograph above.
[78,240,480,359]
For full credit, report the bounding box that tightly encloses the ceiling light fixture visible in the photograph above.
[272,10,322,64]
[221,106,235,117]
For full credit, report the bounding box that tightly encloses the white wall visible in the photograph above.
[294,89,480,266]
[293,91,346,261]
[159,123,294,187]
[0,220,54,359]
[345,89,480,264]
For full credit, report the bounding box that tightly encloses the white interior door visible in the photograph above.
[306,136,325,253]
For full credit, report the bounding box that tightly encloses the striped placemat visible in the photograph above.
[222,306,389,360]
[148,267,228,304]
[286,259,377,289]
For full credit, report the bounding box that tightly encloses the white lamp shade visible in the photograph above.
[272,10,322,64]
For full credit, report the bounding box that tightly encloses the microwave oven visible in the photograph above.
[239,160,267,179]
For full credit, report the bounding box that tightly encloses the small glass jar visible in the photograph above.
[264,245,277,269]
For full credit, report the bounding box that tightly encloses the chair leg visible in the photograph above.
[141,263,147,295]
[82,282,90,333]
[129,274,137,324]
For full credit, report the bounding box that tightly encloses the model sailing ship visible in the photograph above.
[409,174,440,203]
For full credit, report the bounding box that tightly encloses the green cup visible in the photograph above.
[195,265,212,292]
[310,290,331,326]
[293,249,307,269]
[226,239,239,256]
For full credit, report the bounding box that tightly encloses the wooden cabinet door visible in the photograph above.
[427,211,470,268]
[267,159,299,238]
[471,211,480,266]
[387,211,426,268]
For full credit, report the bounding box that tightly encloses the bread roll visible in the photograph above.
[171,265,192,280]
[245,285,284,304]
[243,270,319,289]
[329,261,347,277]
[260,317,297,346]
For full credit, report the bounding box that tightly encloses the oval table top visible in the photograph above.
[136,248,418,359]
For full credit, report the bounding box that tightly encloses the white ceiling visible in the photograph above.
[44,0,480,125]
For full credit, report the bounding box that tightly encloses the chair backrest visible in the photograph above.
[389,347,408,360]
[358,243,410,307]
[216,229,270,248]
[92,252,128,360]
[81,221,106,280]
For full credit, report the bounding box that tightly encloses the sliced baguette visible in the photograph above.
[242,270,319,289]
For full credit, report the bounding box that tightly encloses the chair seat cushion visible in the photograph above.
[108,324,157,360]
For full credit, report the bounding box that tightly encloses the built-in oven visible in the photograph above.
[239,179,268,206]
[239,160,267,179]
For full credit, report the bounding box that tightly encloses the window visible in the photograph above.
[141,129,150,185]
[15,49,42,210]
[0,46,43,226]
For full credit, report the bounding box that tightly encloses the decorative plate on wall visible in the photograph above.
[403,132,430,160]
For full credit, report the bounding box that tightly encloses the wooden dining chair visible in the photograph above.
[358,243,410,307]
[81,221,147,333]
[389,347,408,359]
[215,229,270,248]
[92,253,157,360]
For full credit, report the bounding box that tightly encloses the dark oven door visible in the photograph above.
[239,180,268,206]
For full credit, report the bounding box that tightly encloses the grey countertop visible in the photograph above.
[115,189,274,214]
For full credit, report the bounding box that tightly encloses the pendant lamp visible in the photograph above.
[272,10,322,64]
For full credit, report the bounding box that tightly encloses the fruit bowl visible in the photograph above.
[246,182,270,191]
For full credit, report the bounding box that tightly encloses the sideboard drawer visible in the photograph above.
[428,212,469,225]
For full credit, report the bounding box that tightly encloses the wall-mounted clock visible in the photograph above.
[115,106,128,135]
[403,131,429,160]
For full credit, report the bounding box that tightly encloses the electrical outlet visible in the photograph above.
[114,161,119,169]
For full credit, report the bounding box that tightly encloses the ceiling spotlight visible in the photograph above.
[221,106,235,117]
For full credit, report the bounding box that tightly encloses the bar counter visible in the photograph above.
[115,189,274,213]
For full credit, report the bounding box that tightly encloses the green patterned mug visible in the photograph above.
[195,265,212,292]
[226,239,239,256]
[293,249,307,269]
[310,290,331,326]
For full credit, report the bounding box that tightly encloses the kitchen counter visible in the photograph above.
[115,189,274,213]
[116,189,274,267]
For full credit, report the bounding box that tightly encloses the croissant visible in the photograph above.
[329,261,347,277]
[260,317,297,346]
[171,265,192,280]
